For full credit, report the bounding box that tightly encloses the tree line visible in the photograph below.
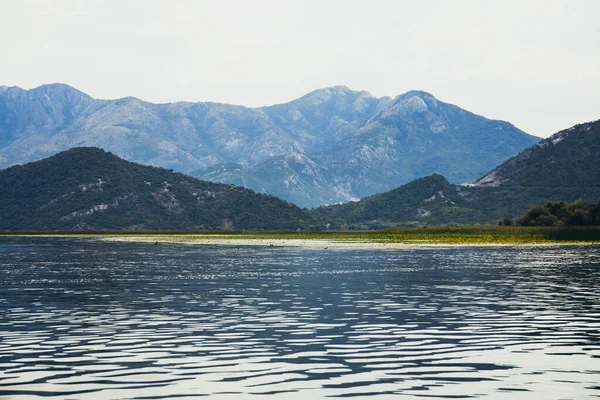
[515,200,600,227]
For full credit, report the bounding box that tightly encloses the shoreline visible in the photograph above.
[76,234,597,249]
[99,236,598,248]
[1,230,598,249]
[101,235,417,249]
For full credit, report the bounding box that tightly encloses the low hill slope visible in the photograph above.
[472,119,600,188]
[318,120,600,228]
[0,148,320,230]
[317,175,485,228]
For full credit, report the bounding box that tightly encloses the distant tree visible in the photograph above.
[518,199,599,227]
[518,206,558,226]
[544,201,568,219]
[565,201,592,226]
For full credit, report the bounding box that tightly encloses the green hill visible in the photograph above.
[0,148,321,230]
[317,175,485,228]
[317,120,600,228]
[1,120,598,231]
[472,119,600,188]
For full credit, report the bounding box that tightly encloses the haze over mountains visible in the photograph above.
[0,83,539,207]
[0,120,597,230]
[318,119,600,228]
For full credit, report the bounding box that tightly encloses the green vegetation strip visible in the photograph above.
[2,226,599,245]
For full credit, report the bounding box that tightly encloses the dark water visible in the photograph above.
[0,238,599,399]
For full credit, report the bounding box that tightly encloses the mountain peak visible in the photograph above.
[35,82,78,90]
[295,86,373,104]
[52,146,112,158]
[30,83,92,99]
[306,86,348,95]
[19,147,119,171]
[1,83,540,208]
[327,85,352,92]
[541,119,600,147]
[392,90,437,107]
[398,89,435,99]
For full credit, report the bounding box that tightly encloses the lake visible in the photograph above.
[0,237,599,399]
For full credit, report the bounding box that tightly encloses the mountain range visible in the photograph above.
[0,83,539,207]
[0,119,597,230]
[318,119,600,228]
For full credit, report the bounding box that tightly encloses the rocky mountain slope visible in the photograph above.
[0,148,321,230]
[471,120,600,189]
[317,120,600,228]
[0,121,596,231]
[0,84,539,207]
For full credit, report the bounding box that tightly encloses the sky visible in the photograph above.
[1,0,599,138]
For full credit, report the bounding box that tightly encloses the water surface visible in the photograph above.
[0,237,599,399]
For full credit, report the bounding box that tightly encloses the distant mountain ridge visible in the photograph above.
[0,83,539,207]
[317,120,600,228]
[0,120,597,230]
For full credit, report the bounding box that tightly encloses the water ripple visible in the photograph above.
[0,238,599,399]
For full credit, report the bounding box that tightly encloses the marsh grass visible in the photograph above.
[2,226,599,244]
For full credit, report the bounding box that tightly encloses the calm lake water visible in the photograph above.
[0,237,599,400]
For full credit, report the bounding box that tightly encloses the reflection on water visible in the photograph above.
[0,238,599,399]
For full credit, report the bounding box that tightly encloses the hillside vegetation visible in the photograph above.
[316,120,600,228]
[517,200,600,227]
[0,148,321,230]
[0,120,598,231]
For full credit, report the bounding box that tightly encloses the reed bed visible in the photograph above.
[3,226,599,245]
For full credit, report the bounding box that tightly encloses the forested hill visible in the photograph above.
[472,119,600,188]
[0,148,321,230]
[317,120,600,228]
[315,175,487,228]
[1,120,598,231]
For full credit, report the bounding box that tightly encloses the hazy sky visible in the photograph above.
[2,0,599,138]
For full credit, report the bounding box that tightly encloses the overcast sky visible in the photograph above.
[2,0,599,138]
